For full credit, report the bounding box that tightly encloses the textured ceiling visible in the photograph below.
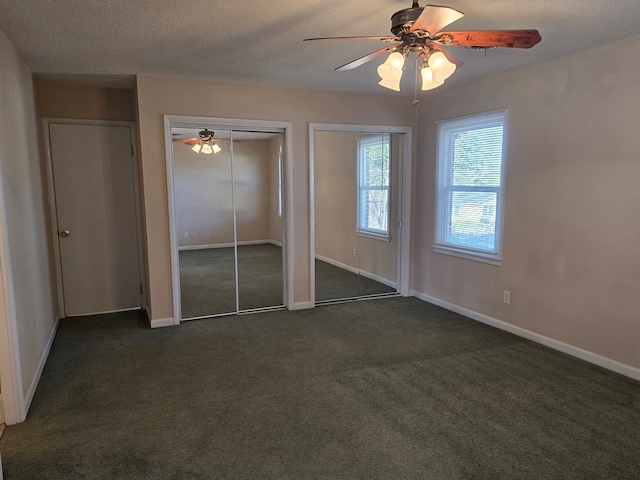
[1,0,640,94]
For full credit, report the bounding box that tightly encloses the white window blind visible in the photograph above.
[357,134,390,238]
[434,111,506,262]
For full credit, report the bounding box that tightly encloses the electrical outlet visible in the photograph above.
[183,231,189,239]
[353,248,358,257]
[503,290,511,304]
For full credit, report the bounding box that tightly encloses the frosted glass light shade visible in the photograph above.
[377,52,405,90]
[421,66,445,90]
[212,143,222,154]
[428,52,456,82]
[191,143,202,153]
[378,77,401,91]
[201,143,213,154]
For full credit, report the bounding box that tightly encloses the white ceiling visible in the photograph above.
[2,1,640,94]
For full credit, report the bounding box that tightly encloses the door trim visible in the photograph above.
[163,115,294,325]
[308,123,413,306]
[42,118,145,318]
[0,158,26,424]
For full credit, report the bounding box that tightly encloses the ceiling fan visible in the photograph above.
[173,129,222,154]
[304,1,541,91]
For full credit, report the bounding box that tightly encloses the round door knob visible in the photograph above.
[60,230,70,237]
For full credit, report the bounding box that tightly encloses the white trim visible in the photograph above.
[357,230,391,242]
[410,290,640,382]
[308,123,413,306]
[308,124,317,306]
[432,245,502,266]
[315,254,359,274]
[178,239,273,251]
[150,317,175,329]
[269,239,283,248]
[42,119,144,319]
[164,115,293,322]
[359,270,397,289]
[0,159,25,424]
[290,301,313,311]
[65,307,141,317]
[23,317,60,413]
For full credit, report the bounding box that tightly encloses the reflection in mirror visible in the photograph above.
[235,131,284,311]
[314,130,401,302]
[172,126,285,320]
[173,128,237,318]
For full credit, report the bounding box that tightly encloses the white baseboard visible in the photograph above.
[24,316,60,416]
[290,301,313,311]
[410,290,640,382]
[269,239,283,247]
[179,240,273,251]
[359,269,397,289]
[149,317,176,329]
[315,254,359,274]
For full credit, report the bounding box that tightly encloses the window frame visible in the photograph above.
[357,134,391,241]
[433,110,507,265]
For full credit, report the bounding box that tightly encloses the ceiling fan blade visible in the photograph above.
[410,5,464,35]
[173,138,199,145]
[304,35,398,42]
[335,46,399,72]
[426,43,463,68]
[434,30,542,48]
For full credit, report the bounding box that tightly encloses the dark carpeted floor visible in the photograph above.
[180,244,285,318]
[179,244,396,318]
[1,297,639,479]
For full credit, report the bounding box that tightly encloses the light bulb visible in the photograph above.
[191,143,202,153]
[428,52,456,82]
[201,143,213,155]
[385,52,405,70]
[212,143,222,154]
[420,66,444,91]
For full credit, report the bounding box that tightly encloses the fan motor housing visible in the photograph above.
[390,7,424,36]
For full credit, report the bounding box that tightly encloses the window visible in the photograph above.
[357,134,390,239]
[434,111,506,263]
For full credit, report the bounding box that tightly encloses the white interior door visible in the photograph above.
[49,123,141,316]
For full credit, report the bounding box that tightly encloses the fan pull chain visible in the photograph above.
[412,57,420,106]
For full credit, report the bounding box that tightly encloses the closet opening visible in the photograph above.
[165,116,292,322]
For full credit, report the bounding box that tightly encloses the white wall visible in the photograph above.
[412,34,640,371]
[0,29,58,423]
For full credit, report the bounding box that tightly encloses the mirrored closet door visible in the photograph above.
[313,130,403,303]
[171,126,285,320]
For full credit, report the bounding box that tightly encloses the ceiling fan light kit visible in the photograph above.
[304,1,541,93]
[187,129,222,155]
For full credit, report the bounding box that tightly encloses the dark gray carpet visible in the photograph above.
[180,244,285,318]
[2,297,639,479]
[179,244,396,318]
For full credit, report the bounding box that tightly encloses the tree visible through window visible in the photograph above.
[435,111,506,260]
[358,134,390,238]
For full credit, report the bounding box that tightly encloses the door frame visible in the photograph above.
[42,118,145,318]
[163,115,294,324]
[0,158,26,424]
[309,123,413,306]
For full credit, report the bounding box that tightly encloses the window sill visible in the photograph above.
[358,231,391,242]
[432,245,502,266]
